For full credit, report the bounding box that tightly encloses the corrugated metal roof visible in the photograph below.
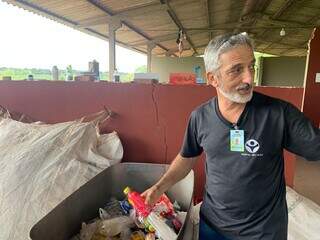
[3,0,320,56]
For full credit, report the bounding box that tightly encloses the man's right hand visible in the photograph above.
[141,154,197,206]
[141,184,163,206]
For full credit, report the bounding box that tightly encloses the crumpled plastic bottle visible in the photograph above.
[123,187,152,218]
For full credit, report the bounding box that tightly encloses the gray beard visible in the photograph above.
[218,86,253,103]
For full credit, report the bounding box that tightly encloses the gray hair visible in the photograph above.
[204,32,254,73]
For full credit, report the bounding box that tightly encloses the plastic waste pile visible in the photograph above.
[71,187,187,240]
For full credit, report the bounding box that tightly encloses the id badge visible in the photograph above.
[230,130,244,152]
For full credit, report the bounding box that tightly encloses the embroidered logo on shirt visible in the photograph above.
[245,139,260,153]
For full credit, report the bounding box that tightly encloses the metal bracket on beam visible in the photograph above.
[164,49,176,57]
[109,17,122,31]
[147,42,156,51]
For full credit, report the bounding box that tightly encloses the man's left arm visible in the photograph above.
[283,103,320,161]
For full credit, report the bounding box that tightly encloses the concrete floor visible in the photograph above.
[293,156,320,205]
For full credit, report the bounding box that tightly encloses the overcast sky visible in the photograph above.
[0,1,146,72]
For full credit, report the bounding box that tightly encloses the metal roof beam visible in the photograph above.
[160,0,198,55]
[271,0,296,19]
[77,15,112,28]
[86,0,177,56]
[234,0,273,34]
[129,30,202,47]
[255,38,307,50]
[128,22,242,46]
[116,2,168,16]
[257,47,305,56]
[128,23,316,47]
[233,0,258,34]
[85,28,146,55]
[187,25,315,31]
[257,13,307,27]
[78,3,168,28]
[168,43,208,54]
[257,0,306,39]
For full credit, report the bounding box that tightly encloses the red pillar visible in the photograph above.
[302,28,320,126]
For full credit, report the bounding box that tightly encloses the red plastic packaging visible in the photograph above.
[124,187,175,218]
[124,187,151,217]
[154,194,174,216]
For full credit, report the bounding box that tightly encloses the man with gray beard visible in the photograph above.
[142,33,320,239]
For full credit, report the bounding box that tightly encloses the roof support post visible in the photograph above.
[108,18,122,81]
[147,42,156,73]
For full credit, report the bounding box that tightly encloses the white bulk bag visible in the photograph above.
[0,116,123,240]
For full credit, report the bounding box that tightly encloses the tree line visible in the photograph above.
[0,65,147,81]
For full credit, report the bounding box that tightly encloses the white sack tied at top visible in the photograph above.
[0,110,123,240]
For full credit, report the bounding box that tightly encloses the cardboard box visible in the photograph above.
[30,163,194,240]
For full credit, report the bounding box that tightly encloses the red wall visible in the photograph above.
[0,81,303,199]
[302,28,320,126]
